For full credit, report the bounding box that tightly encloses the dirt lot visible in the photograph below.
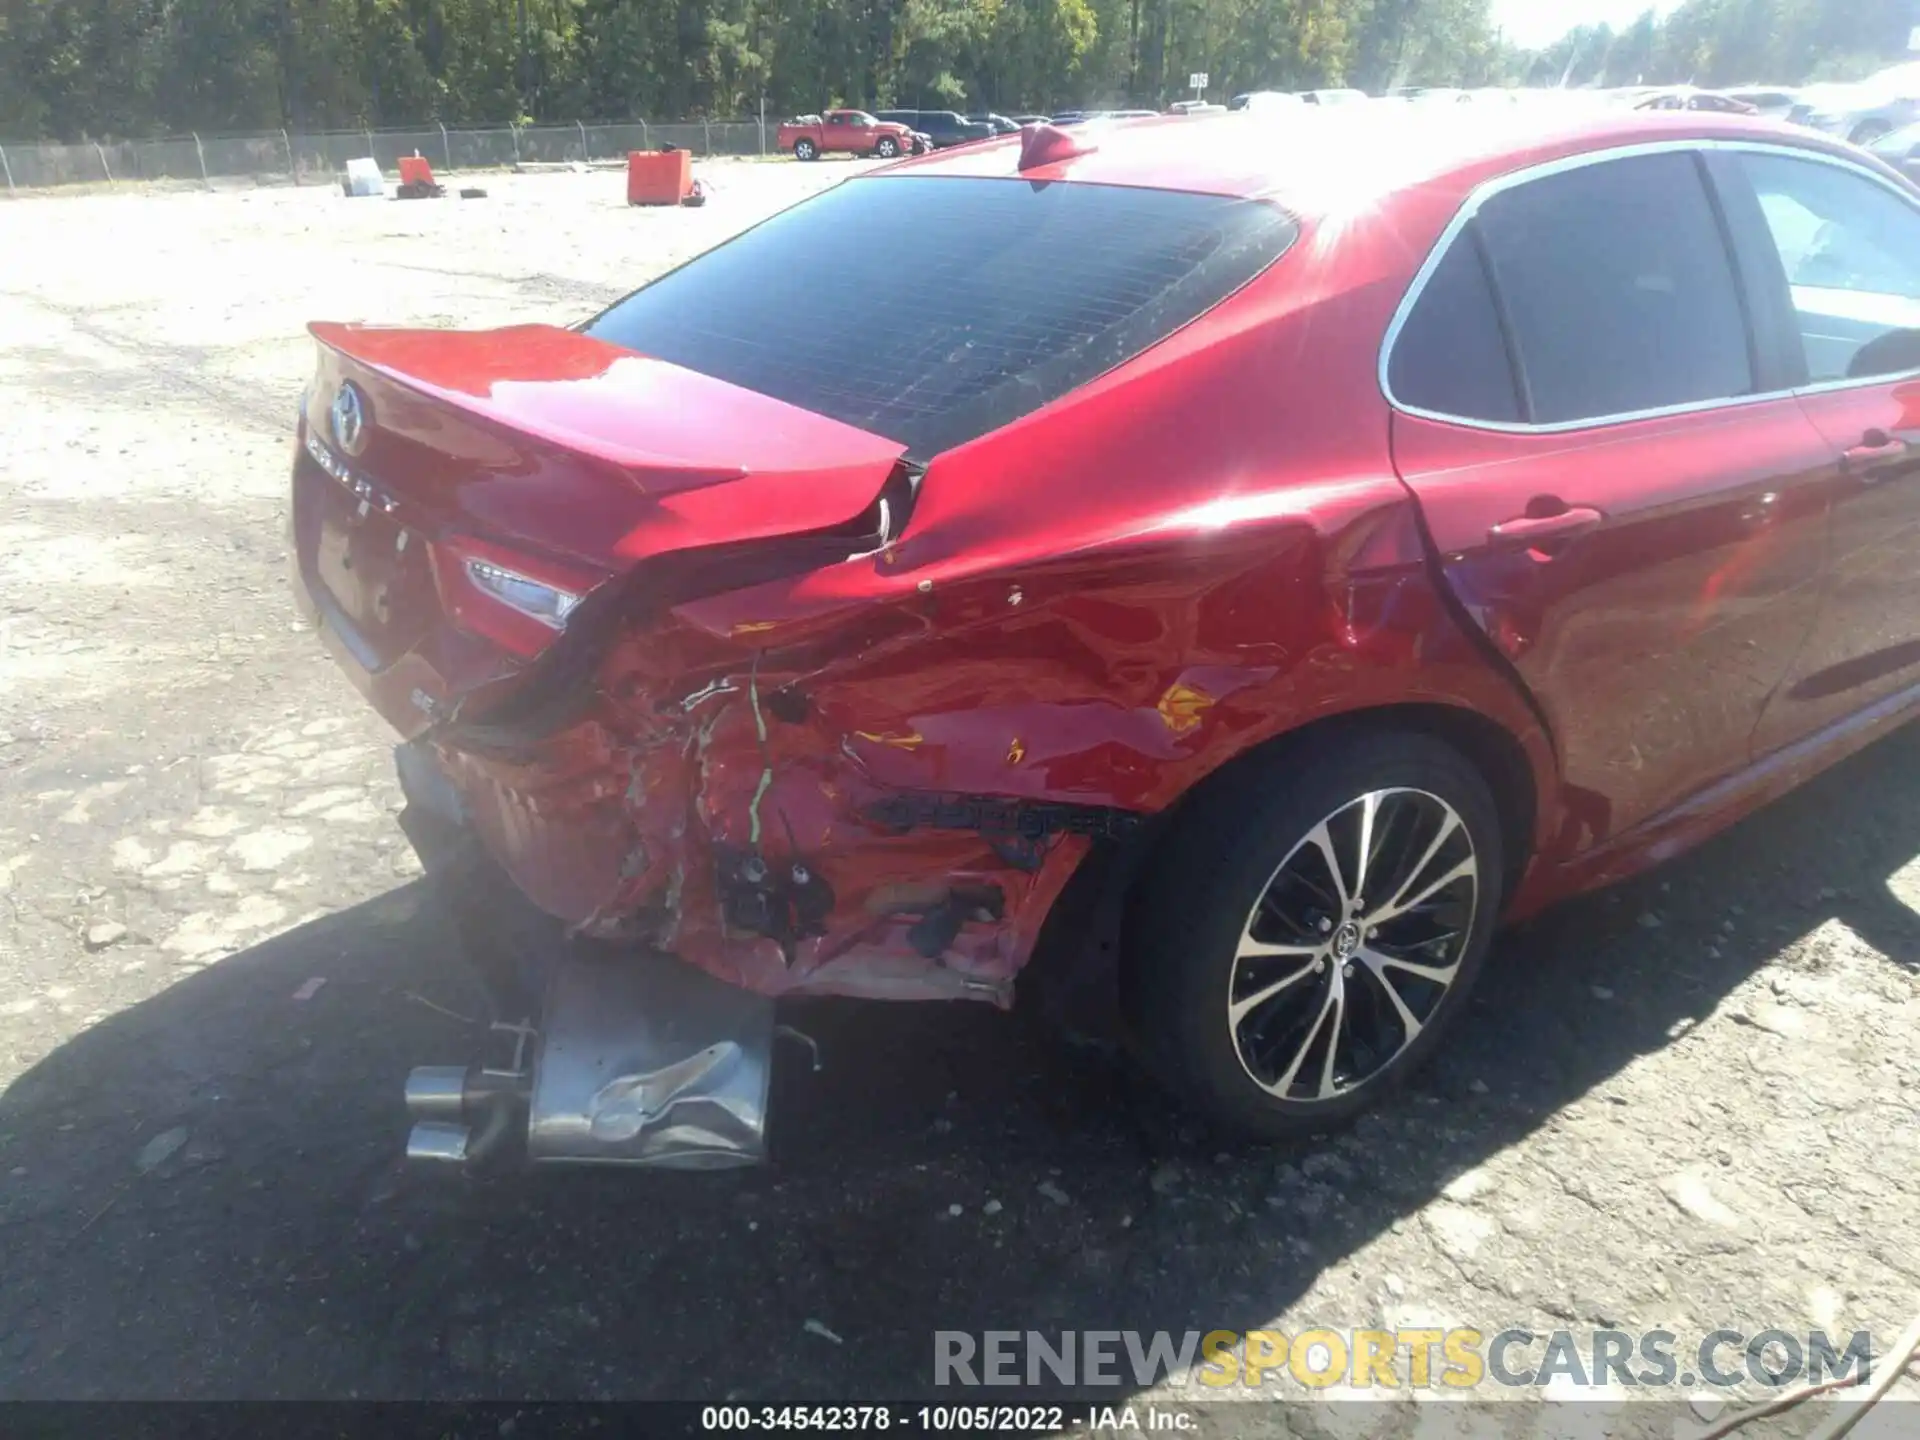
[2,163,1919,1431]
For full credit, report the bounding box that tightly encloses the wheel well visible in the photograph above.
[1181,704,1538,902]
[1019,701,1539,1033]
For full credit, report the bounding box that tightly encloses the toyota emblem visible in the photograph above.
[330,381,369,456]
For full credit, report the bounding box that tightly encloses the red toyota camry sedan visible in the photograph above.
[290,107,1920,1167]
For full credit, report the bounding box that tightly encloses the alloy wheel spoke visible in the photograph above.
[1227,960,1321,1025]
[1376,812,1461,921]
[1362,943,1459,986]
[1349,791,1380,908]
[1372,855,1474,927]
[1236,934,1324,961]
[1305,821,1350,912]
[1356,947,1428,1040]
[1316,982,1347,1099]
[1266,978,1340,1097]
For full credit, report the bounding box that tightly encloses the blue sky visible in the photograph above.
[1491,0,1686,50]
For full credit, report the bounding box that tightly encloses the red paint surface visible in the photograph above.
[290,109,1920,1000]
[1392,399,1833,846]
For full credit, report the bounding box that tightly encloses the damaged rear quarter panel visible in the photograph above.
[438,223,1554,1003]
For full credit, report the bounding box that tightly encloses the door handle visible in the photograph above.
[1487,505,1604,548]
[1840,429,1909,477]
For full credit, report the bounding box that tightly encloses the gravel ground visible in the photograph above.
[2,164,1919,1433]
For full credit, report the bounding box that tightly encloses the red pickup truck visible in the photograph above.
[777,110,926,161]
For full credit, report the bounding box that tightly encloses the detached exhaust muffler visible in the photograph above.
[527,948,774,1169]
[403,948,775,1171]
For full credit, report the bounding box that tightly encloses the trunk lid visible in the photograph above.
[292,322,910,731]
[305,322,909,566]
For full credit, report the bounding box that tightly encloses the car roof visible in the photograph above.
[873,105,1872,221]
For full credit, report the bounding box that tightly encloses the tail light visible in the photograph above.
[429,460,922,754]
[430,535,611,660]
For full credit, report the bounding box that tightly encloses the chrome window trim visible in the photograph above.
[1377,137,1920,435]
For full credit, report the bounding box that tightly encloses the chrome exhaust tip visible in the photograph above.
[401,1057,526,1168]
[406,1120,472,1163]
[404,1065,471,1121]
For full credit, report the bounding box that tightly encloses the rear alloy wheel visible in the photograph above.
[1123,731,1503,1139]
[875,136,901,159]
[794,139,818,161]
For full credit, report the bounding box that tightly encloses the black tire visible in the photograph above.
[794,139,818,161]
[1121,729,1504,1140]
[874,136,900,159]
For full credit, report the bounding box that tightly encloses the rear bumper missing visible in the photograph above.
[397,742,773,1168]
[415,683,1114,1006]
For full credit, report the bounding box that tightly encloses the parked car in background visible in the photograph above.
[1791,66,1920,145]
[968,113,1021,135]
[874,110,994,148]
[1237,91,1307,114]
[290,103,1920,1167]
[1010,113,1050,126]
[1633,87,1760,115]
[1167,99,1226,115]
[1867,120,1920,182]
[776,110,924,161]
[1302,88,1368,105]
[1724,86,1800,119]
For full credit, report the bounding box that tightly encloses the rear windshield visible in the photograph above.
[583,175,1298,458]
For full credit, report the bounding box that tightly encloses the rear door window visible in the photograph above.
[584,176,1298,458]
[1734,151,1920,382]
[1472,152,1755,424]
[1387,224,1523,424]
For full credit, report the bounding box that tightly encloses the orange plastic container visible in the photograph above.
[627,149,692,206]
[398,155,437,188]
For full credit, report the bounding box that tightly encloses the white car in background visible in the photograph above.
[1790,63,1920,145]
[1234,91,1307,114]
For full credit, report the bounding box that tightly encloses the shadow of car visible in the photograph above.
[3,722,1918,1397]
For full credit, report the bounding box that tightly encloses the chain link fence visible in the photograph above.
[0,118,771,193]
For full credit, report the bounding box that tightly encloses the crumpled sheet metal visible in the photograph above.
[438,490,1553,1005]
